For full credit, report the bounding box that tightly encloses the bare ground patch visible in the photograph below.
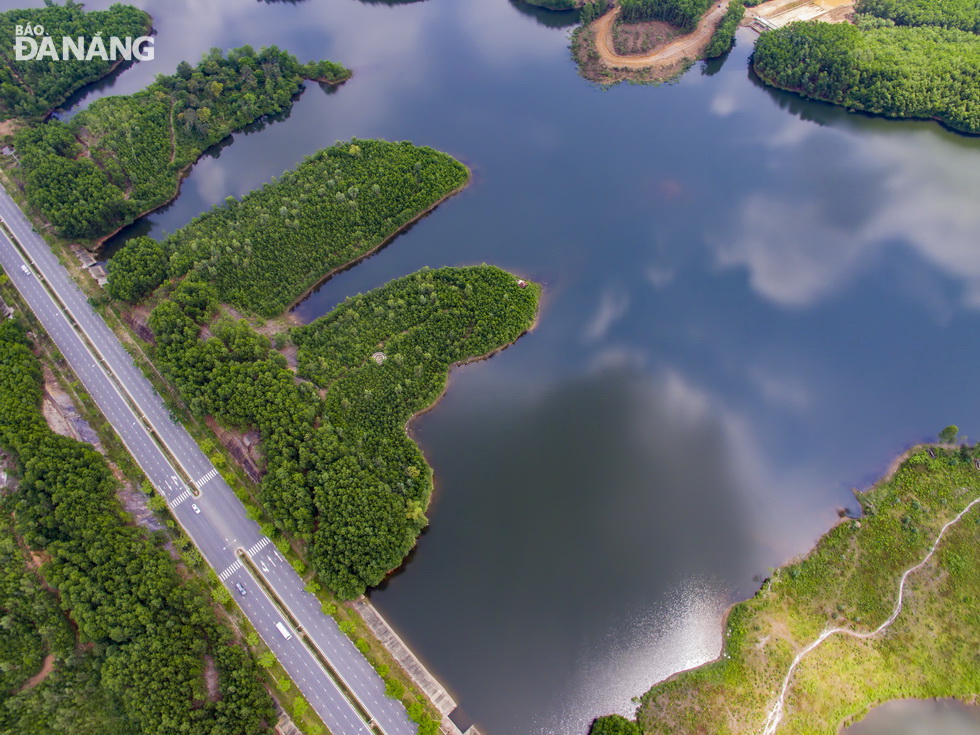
[611,19,682,56]
[17,653,55,693]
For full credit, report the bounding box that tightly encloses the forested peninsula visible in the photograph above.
[0,319,274,733]
[588,443,980,735]
[753,0,980,134]
[0,1,151,120]
[107,139,470,316]
[105,137,533,600]
[11,45,350,242]
[146,266,538,599]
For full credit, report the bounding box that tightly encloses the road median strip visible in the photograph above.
[238,549,386,735]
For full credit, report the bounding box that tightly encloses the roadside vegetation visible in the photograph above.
[753,13,980,134]
[0,319,276,734]
[704,0,745,57]
[0,1,151,120]
[107,139,470,316]
[146,266,539,599]
[588,442,980,734]
[11,45,350,242]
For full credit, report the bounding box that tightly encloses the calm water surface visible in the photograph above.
[12,0,980,731]
[844,700,980,735]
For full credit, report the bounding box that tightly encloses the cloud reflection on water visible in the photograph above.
[717,121,980,311]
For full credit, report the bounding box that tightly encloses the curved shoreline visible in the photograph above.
[761,494,980,735]
[591,3,734,71]
[92,76,352,250]
[753,67,979,137]
[286,168,472,315]
[633,442,980,734]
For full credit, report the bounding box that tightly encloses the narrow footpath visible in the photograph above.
[760,496,980,735]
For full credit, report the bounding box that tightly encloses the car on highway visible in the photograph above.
[236,582,247,596]
[191,503,201,514]
[20,264,31,276]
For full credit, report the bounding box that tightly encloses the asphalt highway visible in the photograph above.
[0,186,416,735]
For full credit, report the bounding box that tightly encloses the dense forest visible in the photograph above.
[14,45,350,241]
[0,319,275,734]
[147,266,538,599]
[619,0,712,31]
[108,139,469,316]
[0,1,151,120]
[753,19,980,134]
[856,0,980,32]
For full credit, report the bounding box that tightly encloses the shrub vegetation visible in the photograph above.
[0,1,151,120]
[591,444,980,733]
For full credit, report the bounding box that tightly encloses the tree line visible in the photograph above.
[13,44,349,241]
[619,0,712,31]
[0,0,151,120]
[147,266,539,599]
[107,139,469,317]
[856,0,980,33]
[753,19,980,134]
[0,319,275,734]
[704,0,744,57]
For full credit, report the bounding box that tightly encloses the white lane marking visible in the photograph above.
[171,489,191,506]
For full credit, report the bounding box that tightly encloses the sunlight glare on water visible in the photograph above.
[544,578,729,734]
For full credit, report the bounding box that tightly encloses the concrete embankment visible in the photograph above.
[353,599,482,735]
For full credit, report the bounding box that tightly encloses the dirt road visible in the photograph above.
[592,1,734,70]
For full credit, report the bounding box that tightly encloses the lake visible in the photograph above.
[844,700,980,735]
[16,0,980,731]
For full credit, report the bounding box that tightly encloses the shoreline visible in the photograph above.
[633,440,976,731]
[753,67,979,137]
[286,168,473,314]
[91,76,353,250]
[404,276,541,435]
[384,277,542,560]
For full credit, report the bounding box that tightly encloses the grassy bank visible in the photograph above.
[590,444,980,733]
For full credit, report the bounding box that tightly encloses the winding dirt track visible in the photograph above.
[760,495,980,735]
[592,1,734,69]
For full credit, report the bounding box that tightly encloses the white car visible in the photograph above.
[191,503,201,514]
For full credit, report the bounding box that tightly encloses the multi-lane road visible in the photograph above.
[0,185,415,735]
